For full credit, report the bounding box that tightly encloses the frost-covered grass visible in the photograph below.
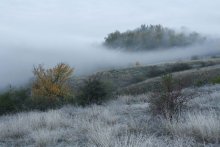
[0,85,220,146]
[166,110,220,143]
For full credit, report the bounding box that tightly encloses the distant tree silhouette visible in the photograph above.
[104,25,205,51]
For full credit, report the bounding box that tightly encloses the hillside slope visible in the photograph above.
[71,58,220,93]
[119,64,220,95]
[0,84,220,146]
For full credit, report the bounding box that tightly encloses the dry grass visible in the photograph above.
[0,85,220,146]
[165,110,220,143]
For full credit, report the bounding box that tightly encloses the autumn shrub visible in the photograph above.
[149,74,194,120]
[31,63,74,105]
[77,75,112,106]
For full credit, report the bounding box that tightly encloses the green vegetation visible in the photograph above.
[165,62,191,73]
[119,63,220,95]
[0,63,75,114]
[0,87,30,115]
[0,58,220,116]
[77,75,112,106]
[104,24,205,51]
[211,75,220,84]
[0,64,113,115]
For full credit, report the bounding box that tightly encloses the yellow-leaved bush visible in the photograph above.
[31,63,74,102]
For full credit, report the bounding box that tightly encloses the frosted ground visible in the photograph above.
[0,85,220,147]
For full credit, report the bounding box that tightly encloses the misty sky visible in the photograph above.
[1,0,220,88]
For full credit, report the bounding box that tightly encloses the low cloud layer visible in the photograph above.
[0,0,220,89]
[1,41,220,89]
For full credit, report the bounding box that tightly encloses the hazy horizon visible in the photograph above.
[1,0,220,89]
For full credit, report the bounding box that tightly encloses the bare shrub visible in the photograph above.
[149,74,194,120]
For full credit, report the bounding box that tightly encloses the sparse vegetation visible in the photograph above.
[119,62,220,95]
[166,62,191,73]
[211,75,220,84]
[147,65,164,77]
[149,74,193,120]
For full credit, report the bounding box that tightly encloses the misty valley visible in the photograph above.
[1,0,220,146]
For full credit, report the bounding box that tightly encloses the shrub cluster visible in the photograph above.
[77,75,112,106]
[0,87,30,115]
[146,63,191,79]
[147,66,164,77]
[166,63,191,73]
[0,63,114,115]
[0,63,75,115]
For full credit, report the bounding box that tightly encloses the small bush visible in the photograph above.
[0,88,30,115]
[77,75,112,105]
[166,63,191,73]
[211,76,220,84]
[135,61,141,67]
[31,63,74,104]
[29,96,61,110]
[194,71,210,87]
[149,74,193,120]
[195,80,206,87]
[191,56,199,60]
[147,66,164,77]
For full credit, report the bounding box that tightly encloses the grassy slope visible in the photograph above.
[71,58,220,93]
[119,64,220,95]
[1,58,220,146]
[0,85,220,146]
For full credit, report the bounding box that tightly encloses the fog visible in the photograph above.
[1,0,220,89]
